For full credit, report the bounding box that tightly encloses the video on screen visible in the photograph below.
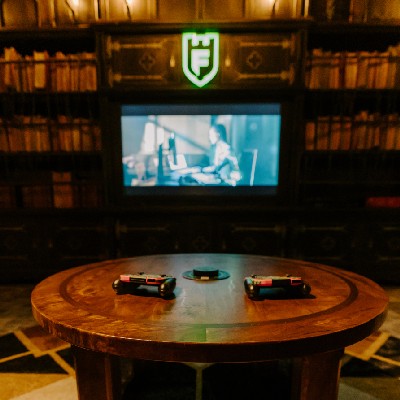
[121,104,281,188]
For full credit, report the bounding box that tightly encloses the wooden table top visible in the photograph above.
[31,254,388,363]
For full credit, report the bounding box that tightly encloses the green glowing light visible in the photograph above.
[182,32,219,88]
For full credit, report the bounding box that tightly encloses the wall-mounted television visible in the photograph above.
[108,99,295,209]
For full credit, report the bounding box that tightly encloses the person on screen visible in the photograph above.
[202,124,241,185]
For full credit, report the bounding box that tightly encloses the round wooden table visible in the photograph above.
[31,254,388,400]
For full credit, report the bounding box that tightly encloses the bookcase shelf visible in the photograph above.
[0,151,103,209]
[302,21,400,209]
[299,150,400,205]
[308,22,400,51]
[0,27,103,212]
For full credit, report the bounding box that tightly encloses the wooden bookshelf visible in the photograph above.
[0,27,103,211]
[0,11,400,283]
[301,23,400,211]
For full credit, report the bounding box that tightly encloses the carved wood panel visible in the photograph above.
[105,34,181,87]
[103,31,302,89]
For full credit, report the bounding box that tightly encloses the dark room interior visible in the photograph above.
[1,1,400,399]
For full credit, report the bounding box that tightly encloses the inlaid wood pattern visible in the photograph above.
[31,254,388,364]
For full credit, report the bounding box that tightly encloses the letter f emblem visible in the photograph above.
[182,32,219,88]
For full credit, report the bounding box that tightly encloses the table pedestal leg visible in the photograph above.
[291,349,344,400]
[184,362,214,400]
[72,346,121,400]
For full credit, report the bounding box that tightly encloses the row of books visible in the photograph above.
[0,172,103,209]
[305,112,400,151]
[306,43,400,89]
[0,115,102,152]
[0,47,97,93]
[309,0,400,23]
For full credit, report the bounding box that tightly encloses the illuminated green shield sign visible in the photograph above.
[182,32,219,88]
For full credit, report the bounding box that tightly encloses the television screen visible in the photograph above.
[120,103,281,196]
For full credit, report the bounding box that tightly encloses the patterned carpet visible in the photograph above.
[1,325,400,400]
[0,325,75,400]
